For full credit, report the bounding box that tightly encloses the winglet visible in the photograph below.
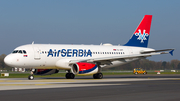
[169,49,174,56]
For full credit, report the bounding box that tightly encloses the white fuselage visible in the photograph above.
[4,44,154,70]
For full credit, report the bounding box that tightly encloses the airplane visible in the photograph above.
[4,15,174,80]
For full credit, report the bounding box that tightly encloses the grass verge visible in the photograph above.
[0,71,180,78]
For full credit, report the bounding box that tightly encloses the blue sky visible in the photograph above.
[0,0,179,61]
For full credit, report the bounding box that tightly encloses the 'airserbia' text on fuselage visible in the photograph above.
[47,49,92,57]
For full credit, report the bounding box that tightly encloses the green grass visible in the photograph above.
[0,70,180,78]
[0,71,180,78]
[102,71,180,75]
[0,73,67,78]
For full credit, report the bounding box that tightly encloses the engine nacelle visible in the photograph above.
[33,69,59,75]
[71,62,99,75]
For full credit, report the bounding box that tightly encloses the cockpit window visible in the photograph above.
[12,50,27,54]
[19,50,22,54]
[23,50,27,54]
[12,50,18,53]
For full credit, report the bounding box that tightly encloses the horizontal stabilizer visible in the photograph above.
[141,49,174,54]
[169,49,174,56]
[141,49,174,56]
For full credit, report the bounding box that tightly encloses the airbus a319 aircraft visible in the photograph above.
[4,15,174,80]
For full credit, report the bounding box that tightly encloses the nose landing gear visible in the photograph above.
[28,69,35,80]
[28,75,34,80]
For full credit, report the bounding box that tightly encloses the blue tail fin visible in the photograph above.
[124,15,152,47]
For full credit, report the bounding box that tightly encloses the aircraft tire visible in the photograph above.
[93,73,103,79]
[93,74,98,79]
[66,73,75,79]
[28,75,34,80]
[65,73,70,79]
[97,73,103,79]
[69,73,75,79]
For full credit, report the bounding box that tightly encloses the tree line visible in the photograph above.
[0,54,12,70]
[0,54,180,71]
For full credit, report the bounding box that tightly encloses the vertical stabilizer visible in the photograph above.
[124,15,152,47]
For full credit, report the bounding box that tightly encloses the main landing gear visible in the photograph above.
[93,73,103,79]
[65,72,103,79]
[28,69,35,80]
[65,70,75,79]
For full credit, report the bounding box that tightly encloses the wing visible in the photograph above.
[69,49,174,65]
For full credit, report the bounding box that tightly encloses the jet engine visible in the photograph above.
[71,62,99,75]
[33,69,59,75]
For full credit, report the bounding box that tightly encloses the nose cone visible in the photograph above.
[4,54,13,67]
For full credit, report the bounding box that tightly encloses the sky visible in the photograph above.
[0,0,180,61]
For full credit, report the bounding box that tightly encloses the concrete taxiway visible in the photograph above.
[0,75,180,101]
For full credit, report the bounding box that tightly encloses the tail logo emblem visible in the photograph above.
[135,29,149,43]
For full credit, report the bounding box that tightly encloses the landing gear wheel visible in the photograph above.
[93,73,103,79]
[28,75,34,80]
[98,73,103,79]
[93,74,98,79]
[66,73,70,79]
[66,73,75,79]
[28,68,35,80]
[69,73,75,79]
[135,72,138,75]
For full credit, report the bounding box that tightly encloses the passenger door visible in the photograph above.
[33,47,41,60]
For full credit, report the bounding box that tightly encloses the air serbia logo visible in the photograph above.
[135,29,149,43]
[47,49,92,57]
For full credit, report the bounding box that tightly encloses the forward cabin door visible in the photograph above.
[33,47,41,60]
